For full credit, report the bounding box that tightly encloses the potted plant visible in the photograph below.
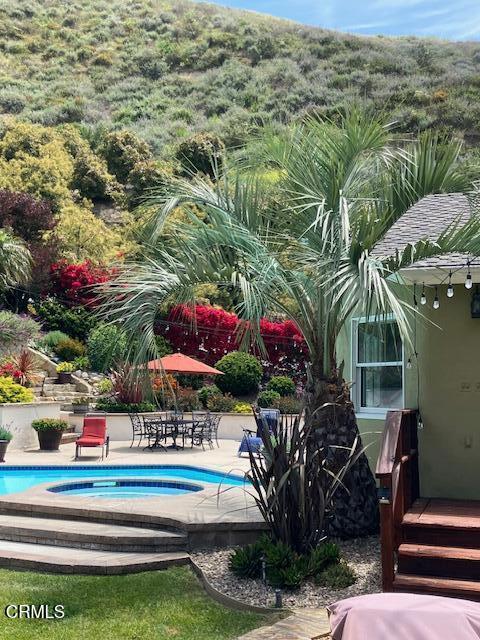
[72,396,90,414]
[32,418,69,451]
[56,361,74,384]
[0,426,13,462]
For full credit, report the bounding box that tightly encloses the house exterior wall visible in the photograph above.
[337,284,480,500]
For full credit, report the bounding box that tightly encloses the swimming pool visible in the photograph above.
[0,465,246,496]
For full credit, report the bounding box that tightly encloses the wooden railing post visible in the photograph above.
[376,409,419,592]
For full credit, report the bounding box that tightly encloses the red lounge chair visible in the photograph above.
[75,416,109,460]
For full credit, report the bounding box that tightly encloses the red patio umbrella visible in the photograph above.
[147,352,224,375]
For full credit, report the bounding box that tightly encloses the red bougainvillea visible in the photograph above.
[0,362,22,383]
[50,260,113,306]
[156,304,308,381]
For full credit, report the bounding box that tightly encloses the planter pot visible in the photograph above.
[36,429,63,451]
[72,404,89,414]
[0,440,9,462]
[57,372,73,384]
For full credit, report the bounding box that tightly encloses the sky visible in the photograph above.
[199,0,480,41]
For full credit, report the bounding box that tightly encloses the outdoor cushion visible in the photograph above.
[328,593,480,640]
[76,436,105,446]
[238,434,263,456]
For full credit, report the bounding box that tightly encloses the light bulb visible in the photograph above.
[447,284,454,298]
[420,292,427,305]
[433,296,440,309]
[465,273,473,289]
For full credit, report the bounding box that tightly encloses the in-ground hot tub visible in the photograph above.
[47,478,203,499]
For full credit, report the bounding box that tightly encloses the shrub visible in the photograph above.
[94,399,156,413]
[99,130,152,183]
[96,378,113,395]
[314,562,356,589]
[72,355,90,370]
[39,330,69,349]
[277,395,301,415]
[9,350,40,387]
[175,388,201,411]
[0,426,13,441]
[0,311,41,356]
[229,543,263,579]
[215,352,262,395]
[53,338,85,361]
[34,298,98,341]
[56,361,74,373]
[31,418,69,432]
[0,377,34,403]
[87,324,127,373]
[233,401,252,414]
[206,392,235,413]
[309,542,341,576]
[198,384,220,407]
[257,390,280,408]
[50,259,112,307]
[175,132,225,178]
[266,376,295,396]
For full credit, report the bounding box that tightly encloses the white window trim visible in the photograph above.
[351,315,405,419]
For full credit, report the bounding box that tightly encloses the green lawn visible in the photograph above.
[0,567,276,640]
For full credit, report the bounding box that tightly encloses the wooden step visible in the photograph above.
[393,573,480,601]
[0,540,189,575]
[0,514,187,552]
[398,544,480,581]
[403,499,480,548]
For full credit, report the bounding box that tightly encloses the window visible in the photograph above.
[353,319,403,414]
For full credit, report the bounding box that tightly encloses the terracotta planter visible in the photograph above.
[36,429,63,451]
[57,372,73,384]
[0,440,9,462]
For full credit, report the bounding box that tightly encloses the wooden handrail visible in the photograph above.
[376,409,419,591]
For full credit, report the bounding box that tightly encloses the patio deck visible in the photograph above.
[0,440,265,574]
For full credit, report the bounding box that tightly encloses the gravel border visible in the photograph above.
[191,536,381,610]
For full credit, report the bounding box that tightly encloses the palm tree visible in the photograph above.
[100,112,480,537]
[0,229,31,290]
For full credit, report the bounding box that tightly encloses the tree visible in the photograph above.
[98,112,480,538]
[0,229,32,290]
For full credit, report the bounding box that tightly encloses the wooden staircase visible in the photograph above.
[376,411,480,601]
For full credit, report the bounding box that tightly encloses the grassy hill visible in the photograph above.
[2,0,480,155]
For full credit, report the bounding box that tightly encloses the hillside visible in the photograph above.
[2,0,480,156]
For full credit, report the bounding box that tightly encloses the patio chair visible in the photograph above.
[190,411,210,448]
[203,414,221,449]
[143,417,168,451]
[75,415,109,460]
[253,406,280,436]
[128,410,147,448]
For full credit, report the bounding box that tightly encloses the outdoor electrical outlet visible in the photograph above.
[475,382,480,392]
[460,381,472,392]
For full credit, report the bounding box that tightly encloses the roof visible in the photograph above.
[372,193,479,269]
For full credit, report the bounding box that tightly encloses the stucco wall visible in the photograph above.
[337,285,480,500]
[1,402,61,450]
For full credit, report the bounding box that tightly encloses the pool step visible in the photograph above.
[0,540,189,575]
[0,514,188,553]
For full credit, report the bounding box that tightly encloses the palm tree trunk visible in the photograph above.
[304,367,379,538]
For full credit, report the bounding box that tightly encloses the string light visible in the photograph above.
[447,272,454,298]
[433,286,440,309]
[420,283,427,305]
[465,261,473,289]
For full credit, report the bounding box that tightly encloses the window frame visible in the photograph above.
[351,315,405,418]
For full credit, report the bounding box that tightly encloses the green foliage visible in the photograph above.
[0,426,13,441]
[176,132,225,177]
[174,388,201,411]
[87,323,127,373]
[39,330,70,349]
[233,401,252,414]
[56,361,74,373]
[53,338,85,361]
[308,542,341,576]
[31,418,69,432]
[72,355,90,370]
[198,384,220,407]
[94,399,156,413]
[0,311,40,356]
[155,334,173,358]
[99,130,152,183]
[96,377,113,395]
[277,395,301,415]
[215,352,262,395]
[0,377,34,403]
[266,376,295,396]
[229,543,263,579]
[314,561,356,589]
[34,298,98,341]
[257,390,281,408]
[206,392,236,412]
